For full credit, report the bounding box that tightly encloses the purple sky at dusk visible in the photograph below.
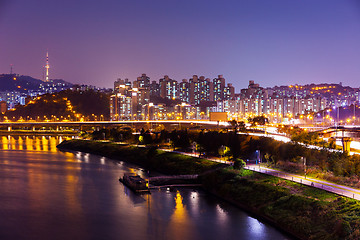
[1,0,360,90]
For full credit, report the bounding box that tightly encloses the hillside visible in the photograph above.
[2,89,110,121]
[0,74,72,92]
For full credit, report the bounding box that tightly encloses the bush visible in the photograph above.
[233,158,246,170]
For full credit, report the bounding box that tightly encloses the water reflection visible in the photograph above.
[0,136,291,240]
[2,136,8,150]
[247,216,265,238]
[0,135,75,152]
[173,191,187,222]
[123,186,146,206]
[216,204,228,226]
[100,157,106,165]
[167,190,195,239]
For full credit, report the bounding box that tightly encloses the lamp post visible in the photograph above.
[303,157,307,179]
[354,101,356,125]
[255,150,261,166]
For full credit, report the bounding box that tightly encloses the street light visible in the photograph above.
[354,101,357,125]
[302,157,307,179]
[255,150,261,166]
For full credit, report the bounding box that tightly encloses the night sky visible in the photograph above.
[1,0,359,89]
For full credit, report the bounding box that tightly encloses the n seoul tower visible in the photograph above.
[45,51,50,82]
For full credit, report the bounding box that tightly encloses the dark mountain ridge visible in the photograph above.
[0,74,73,92]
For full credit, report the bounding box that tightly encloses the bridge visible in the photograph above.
[0,120,230,132]
[314,126,360,139]
[274,125,360,140]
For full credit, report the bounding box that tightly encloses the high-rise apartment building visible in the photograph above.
[189,75,213,105]
[224,83,235,100]
[213,75,225,101]
[189,75,198,105]
[114,78,131,95]
[133,74,150,88]
[150,81,160,97]
[110,93,132,120]
[179,79,190,103]
[159,75,178,100]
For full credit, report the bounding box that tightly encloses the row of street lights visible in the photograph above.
[2,114,105,122]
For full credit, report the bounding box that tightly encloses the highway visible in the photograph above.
[242,132,360,155]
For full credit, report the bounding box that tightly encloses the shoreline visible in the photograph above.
[57,139,359,240]
[205,187,303,240]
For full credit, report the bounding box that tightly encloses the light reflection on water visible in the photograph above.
[0,135,291,240]
[0,135,75,152]
[247,216,266,238]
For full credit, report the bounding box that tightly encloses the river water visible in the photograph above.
[0,135,291,240]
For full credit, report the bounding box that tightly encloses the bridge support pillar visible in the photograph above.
[7,126,11,131]
[56,126,59,131]
[32,126,35,131]
[342,137,352,154]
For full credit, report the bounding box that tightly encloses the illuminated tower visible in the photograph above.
[45,51,50,82]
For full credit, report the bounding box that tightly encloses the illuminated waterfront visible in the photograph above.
[0,135,290,240]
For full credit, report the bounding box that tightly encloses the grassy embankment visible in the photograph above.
[57,139,360,240]
[203,168,360,240]
[57,139,223,175]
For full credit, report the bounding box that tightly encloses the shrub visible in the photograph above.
[233,158,246,170]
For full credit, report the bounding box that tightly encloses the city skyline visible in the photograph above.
[1,0,360,89]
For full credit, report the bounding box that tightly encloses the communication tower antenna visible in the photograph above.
[45,51,50,82]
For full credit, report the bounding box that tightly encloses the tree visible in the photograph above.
[228,132,241,160]
[328,137,336,149]
[218,145,230,160]
[238,121,246,132]
[248,115,268,126]
[169,130,191,151]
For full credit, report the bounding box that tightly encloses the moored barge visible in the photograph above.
[119,173,150,193]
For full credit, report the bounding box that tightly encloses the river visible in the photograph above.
[0,135,291,240]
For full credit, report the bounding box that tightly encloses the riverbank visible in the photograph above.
[57,139,360,240]
[202,168,360,240]
[57,140,224,175]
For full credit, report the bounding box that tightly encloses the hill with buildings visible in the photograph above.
[1,89,110,121]
[0,73,75,111]
[0,74,73,92]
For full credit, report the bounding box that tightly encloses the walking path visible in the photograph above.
[156,146,360,200]
[245,164,360,200]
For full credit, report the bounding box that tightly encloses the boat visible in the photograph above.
[119,173,150,193]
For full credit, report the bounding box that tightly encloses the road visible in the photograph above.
[243,132,360,155]
[245,164,360,200]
